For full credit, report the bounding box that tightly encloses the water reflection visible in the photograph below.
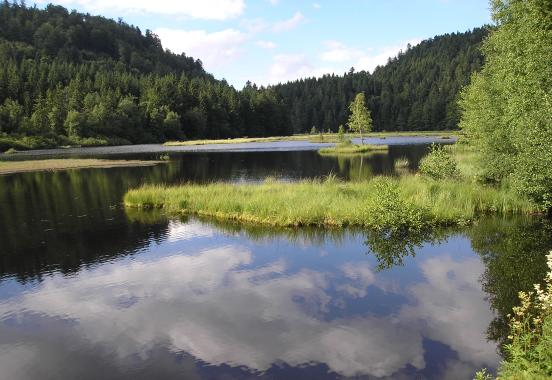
[3,216,535,379]
[0,145,550,379]
[0,148,430,281]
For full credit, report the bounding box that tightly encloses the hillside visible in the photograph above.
[0,2,289,150]
[0,2,487,151]
[272,27,488,133]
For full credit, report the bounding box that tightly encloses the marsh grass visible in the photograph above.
[125,143,536,230]
[394,157,410,168]
[318,143,389,155]
[163,131,458,147]
[125,174,535,230]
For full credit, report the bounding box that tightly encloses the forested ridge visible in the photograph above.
[272,28,488,133]
[0,1,290,150]
[0,1,486,150]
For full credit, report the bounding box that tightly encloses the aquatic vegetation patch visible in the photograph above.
[125,174,535,231]
[318,143,389,155]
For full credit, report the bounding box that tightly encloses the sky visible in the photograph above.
[34,0,492,89]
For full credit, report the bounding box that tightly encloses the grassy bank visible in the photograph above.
[0,159,161,175]
[318,143,389,155]
[164,130,458,147]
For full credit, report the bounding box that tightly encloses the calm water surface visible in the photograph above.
[0,140,550,380]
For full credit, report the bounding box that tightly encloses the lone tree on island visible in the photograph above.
[347,92,372,144]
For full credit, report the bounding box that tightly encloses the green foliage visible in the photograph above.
[347,92,372,143]
[460,0,552,210]
[362,178,427,232]
[318,143,387,155]
[272,28,487,133]
[419,144,460,180]
[494,251,552,379]
[0,2,291,150]
[125,167,536,230]
[337,124,345,142]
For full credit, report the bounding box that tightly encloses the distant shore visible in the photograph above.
[0,159,162,175]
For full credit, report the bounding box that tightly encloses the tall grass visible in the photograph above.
[318,143,389,155]
[124,175,535,230]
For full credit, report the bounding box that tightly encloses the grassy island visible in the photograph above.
[124,176,534,230]
[125,145,537,231]
[318,143,389,155]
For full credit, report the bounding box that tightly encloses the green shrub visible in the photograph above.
[419,144,460,180]
[337,124,346,142]
[476,251,552,380]
[363,178,428,232]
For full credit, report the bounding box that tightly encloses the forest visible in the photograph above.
[0,1,486,150]
[273,28,487,133]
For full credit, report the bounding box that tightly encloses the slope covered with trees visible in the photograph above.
[0,1,290,150]
[271,28,488,133]
[0,1,487,151]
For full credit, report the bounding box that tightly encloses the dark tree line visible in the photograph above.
[0,1,487,150]
[271,28,488,133]
[0,1,290,150]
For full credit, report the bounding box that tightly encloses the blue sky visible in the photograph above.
[36,0,492,88]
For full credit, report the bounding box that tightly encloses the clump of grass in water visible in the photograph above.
[319,141,389,155]
[394,157,410,168]
[475,251,552,380]
[124,173,536,230]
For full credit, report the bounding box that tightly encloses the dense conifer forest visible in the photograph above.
[0,1,487,150]
[272,28,488,133]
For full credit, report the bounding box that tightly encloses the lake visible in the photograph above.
[0,138,549,379]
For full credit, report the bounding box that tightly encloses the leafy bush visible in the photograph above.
[459,0,552,211]
[419,144,460,180]
[476,251,552,380]
[362,178,428,232]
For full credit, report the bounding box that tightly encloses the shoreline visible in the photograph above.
[0,159,163,175]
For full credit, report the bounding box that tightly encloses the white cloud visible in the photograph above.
[252,39,423,87]
[400,255,500,367]
[268,0,280,4]
[167,220,214,242]
[155,28,247,69]
[256,40,277,49]
[268,54,313,83]
[313,3,321,9]
[321,40,364,63]
[272,11,306,32]
[0,247,426,378]
[319,39,422,73]
[35,0,245,20]
[241,18,270,33]
[355,39,421,72]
